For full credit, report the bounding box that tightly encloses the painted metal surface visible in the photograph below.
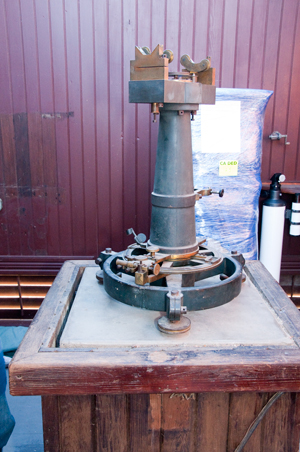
[0,0,299,266]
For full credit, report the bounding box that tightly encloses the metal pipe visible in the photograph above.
[149,104,198,256]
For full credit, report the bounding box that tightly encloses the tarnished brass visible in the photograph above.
[151,103,160,122]
[116,259,138,269]
[130,44,168,81]
[197,68,215,85]
[135,268,148,285]
[163,49,174,63]
[151,263,161,276]
[180,55,215,85]
[157,315,191,334]
[180,54,211,73]
[167,249,199,261]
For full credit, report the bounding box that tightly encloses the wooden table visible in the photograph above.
[9,260,300,452]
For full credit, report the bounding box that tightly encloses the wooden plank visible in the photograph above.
[10,344,300,396]
[0,186,9,255]
[35,0,54,113]
[50,0,73,256]
[27,114,48,255]
[261,392,293,451]
[0,0,13,115]
[0,114,18,255]
[13,113,32,193]
[19,0,40,113]
[59,395,94,451]
[284,4,300,182]
[41,115,59,256]
[27,113,44,187]
[4,187,22,255]
[129,394,160,451]
[290,393,300,452]
[161,392,196,451]
[65,0,86,256]
[79,0,98,256]
[35,0,60,256]
[10,346,300,395]
[207,0,224,87]
[108,0,124,251]
[234,0,254,88]
[9,261,80,362]
[165,0,180,71]
[8,260,300,397]
[94,0,111,252]
[0,115,18,188]
[261,0,283,181]
[270,0,298,178]
[220,0,238,88]
[4,0,27,113]
[179,0,194,60]
[196,392,229,452]
[96,394,128,452]
[123,0,138,248]
[227,392,266,452]
[245,261,300,347]
[248,0,269,89]
[194,0,209,66]
[13,112,35,255]
[136,1,152,240]
[42,396,60,452]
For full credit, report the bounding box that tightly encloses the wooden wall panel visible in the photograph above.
[0,0,299,267]
[123,0,138,248]
[108,0,125,252]
[65,0,86,256]
[42,392,300,451]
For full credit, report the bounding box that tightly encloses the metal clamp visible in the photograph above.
[166,290,187,321]
[269,131,290,145]
[195,188,224,200]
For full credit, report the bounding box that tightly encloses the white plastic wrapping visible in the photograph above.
[192,88,273,260]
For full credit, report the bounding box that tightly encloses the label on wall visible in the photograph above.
[219,160,238,176]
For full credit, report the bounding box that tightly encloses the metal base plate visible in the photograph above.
[157,315,191,334]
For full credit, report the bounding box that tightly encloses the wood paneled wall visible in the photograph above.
[0,0,299,266]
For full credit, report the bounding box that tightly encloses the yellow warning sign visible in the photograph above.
[219,160,238,176]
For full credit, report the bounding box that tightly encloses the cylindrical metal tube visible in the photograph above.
[149,104,198,256]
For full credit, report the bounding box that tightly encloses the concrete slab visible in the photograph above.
[59,267,294,349]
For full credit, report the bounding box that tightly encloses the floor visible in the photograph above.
[4,369,44,452]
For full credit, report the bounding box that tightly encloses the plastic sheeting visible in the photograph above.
[192,88,273,260]
[0,327,28,356]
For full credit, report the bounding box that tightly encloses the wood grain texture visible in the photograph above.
[227,392,266,452]
[261,392,294,452]
[42,396,60,452]
[40,391,300,451]
[196,392,229,452]
[94,0,111,252]
[129,394,160,451]
[96,394,128,452]
[161,393,196,452]
[59,395,94,451]
[9,261,300,397]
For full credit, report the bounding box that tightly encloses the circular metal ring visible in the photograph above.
[103,254,242,312]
